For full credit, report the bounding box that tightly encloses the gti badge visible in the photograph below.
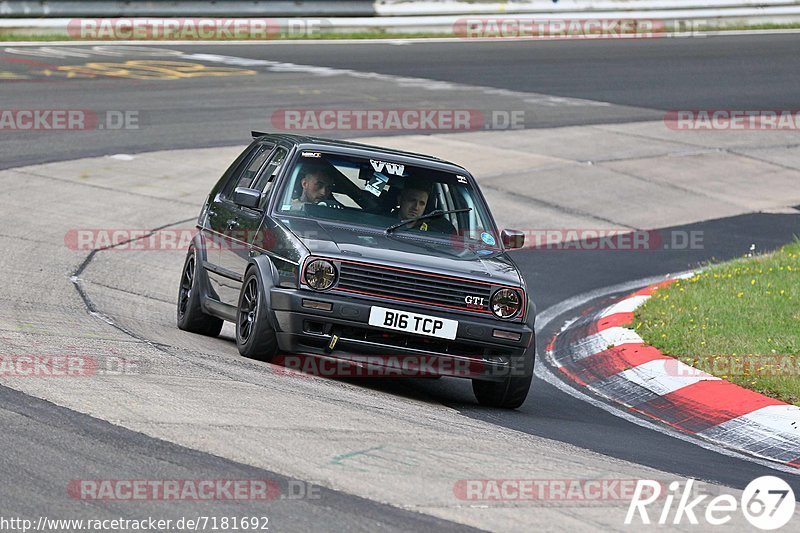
[464,295,486,307]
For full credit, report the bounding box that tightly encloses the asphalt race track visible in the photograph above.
[2,34,800,169]
[1,34,800,531]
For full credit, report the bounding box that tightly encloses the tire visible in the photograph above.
[472,373,533,409]
[177,248,223,337]
[236,268,279,361]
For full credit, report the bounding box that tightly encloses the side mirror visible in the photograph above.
[501,229,525,250]
[233,187,262,209]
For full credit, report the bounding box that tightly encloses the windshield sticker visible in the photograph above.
[302,151,321,158]
[457,175,468,184]
[370,159,405,176]
[481,232,496,246]
[365,173,389,197]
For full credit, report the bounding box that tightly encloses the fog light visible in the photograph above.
[302,299,332,311]
[493,329,521,341]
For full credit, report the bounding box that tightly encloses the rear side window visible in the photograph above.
[235,145,274,189]
[223,143,274,196]
[253,147,289,208]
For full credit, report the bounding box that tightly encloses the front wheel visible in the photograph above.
[472,373,533,409]
[236,269,279,361]
[177,248,223,337]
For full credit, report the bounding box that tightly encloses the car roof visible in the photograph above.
[251,132,467,173]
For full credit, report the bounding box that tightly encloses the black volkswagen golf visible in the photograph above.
[177,132,535,408]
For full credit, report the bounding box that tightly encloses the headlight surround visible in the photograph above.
[491,288,522,319]
[304,259,337,291]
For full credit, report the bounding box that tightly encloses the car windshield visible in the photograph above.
[275,150,500,246]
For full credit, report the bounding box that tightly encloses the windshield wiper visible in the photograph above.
[384,208,471,234]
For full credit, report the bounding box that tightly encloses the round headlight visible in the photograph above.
[491,288,521,319]
[304,259,337,291]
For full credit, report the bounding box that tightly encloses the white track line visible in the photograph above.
[568,327,645,360]
[535,272,692,335]
[617,359,719,396]
[536,272,800,476]
[599,295,651,317]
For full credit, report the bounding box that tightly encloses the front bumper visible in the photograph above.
[268,288,534,381]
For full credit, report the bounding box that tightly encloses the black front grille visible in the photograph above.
[336,261,493,314]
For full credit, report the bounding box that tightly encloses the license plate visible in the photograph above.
[368,306,458,340]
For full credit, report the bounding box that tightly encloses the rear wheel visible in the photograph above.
[236,269,279,361]
[472,373,533,409]
[177,248,223,337]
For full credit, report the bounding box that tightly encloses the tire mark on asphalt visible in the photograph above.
[71,217,195,319]
[0,232,56,247]
[83,279,176,306]
[727,147,800,173]
[597,165,750,208]
[61,219,493,527]
[14,169,200,205]
[479,182,634,228]
[67,221,435,407]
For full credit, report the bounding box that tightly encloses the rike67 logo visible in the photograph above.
[626,477,795,530]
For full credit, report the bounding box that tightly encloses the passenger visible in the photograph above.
[396,184,431,230]
[394,181,457,235]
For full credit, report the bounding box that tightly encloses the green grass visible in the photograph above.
[634,241,800,405]
[718,22,800,31]
[0,33,70,41]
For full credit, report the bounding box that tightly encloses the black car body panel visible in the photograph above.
[187,133,535,387]
[281,217,522,285]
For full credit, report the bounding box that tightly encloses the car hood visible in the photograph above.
[280,218,522,286]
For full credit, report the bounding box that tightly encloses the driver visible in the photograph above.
[296,170,332,204]
[291,168,341,209]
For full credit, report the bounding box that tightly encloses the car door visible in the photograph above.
[216,145,288,307]
[206,142,274,307]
